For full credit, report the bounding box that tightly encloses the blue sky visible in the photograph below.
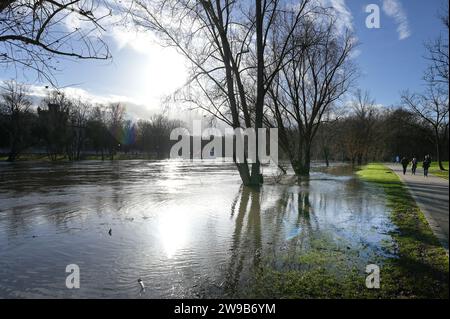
[0,0,448,118]
[347,0,447,106]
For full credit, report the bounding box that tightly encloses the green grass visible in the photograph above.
[242,236,386,299]
[430,161,449,180]
[356,163,449,298]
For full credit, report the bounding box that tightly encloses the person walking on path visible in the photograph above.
[423,155,431,177]
[401,157,409,175]
[411,157,418,175]
[386,163,449,249]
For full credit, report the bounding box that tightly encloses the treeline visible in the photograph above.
[312,105,448,166]
[0,81,182,162]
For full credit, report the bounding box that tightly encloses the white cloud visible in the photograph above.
[0,81,191,122]
[317,0,359,58]
[20,83,157,120]
[382,0,411,40]
[311,0,354,35]
[328,0,354,34]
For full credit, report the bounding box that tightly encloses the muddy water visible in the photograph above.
[0,161,395,298]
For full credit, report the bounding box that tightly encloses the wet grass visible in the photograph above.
[430,161,449,180]
[244,164,448,299]
[244,236,384,299]
[357,163,449,298]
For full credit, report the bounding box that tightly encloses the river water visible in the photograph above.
[0,160,396,298]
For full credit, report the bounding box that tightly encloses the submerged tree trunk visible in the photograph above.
[236,163,252,186]
[291,140,311,176]
[236,162,263,187]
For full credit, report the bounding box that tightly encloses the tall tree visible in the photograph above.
[265,16,356,175]
[402,3,449,171]
[424,2,449,85]
[106,102,125,160]
[129,0,313,185]
[349,89,377,165]
[37,90,72,160]
[67,98,90,160]
[86,105,110,160]
[402,84,449,170]
[0,80,34,161]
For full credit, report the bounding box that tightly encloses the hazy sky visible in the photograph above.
[0,0,447,120]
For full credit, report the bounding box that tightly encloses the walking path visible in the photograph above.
[387,164,449,250]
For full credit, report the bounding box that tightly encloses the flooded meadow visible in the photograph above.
[0,161,397,298]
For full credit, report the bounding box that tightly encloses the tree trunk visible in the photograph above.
[323,147,329,167]
[357,153,363,166]
[7,138,18,162]
[249,0,264,186]
[292,140,311,176]
[435,130,445,171]
[236,163,252,186]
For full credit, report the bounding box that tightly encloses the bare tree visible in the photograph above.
[402,84,449,170]
[265,16,356,176]
[106,102,125,159]
[37,90,72,160]
[424,2,449,85]
[0,0,112,84]
[86,104,109,160]
[0,80,33,161]
[136,115,182,158]
[402,3,449,171]
[67,98,90,160]
[349,89,377,165]
[314,111,339,167]
[129,0,314,185]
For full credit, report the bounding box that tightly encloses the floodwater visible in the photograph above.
[0,161,396,298]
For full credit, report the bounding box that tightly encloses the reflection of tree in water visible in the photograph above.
[223,180,321,297]
[224,186,261,296]
[279,180,321,269]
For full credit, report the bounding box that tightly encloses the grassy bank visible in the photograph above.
[430,161,449,180]
[357,163,448,298]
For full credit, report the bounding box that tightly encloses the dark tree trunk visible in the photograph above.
[7,138,18,162]
[435,130,446,171]
[357,153,363,166]
[292,140,311,176]
[236,163,252,186]
[323,147,330,167]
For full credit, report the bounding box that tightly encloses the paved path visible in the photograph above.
[387,164,449,250]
